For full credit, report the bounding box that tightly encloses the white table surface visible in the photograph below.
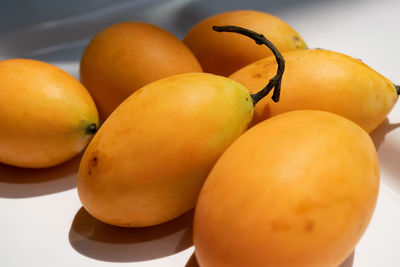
[1,0,400,266]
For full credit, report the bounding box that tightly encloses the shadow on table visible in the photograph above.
[370,118,400,151]
[185,250,354,267]
[185,252,199,267]
[340,251,355,267]
[69,207,193,262]
[0,154,81,198]
[370,117,400,193]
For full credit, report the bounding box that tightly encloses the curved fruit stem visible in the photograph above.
[395,84,400,95]
[213,25,285,105]
[85,123,98,135]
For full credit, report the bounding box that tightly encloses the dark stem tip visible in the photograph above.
[85,123,98,135]
[271,86,281,102]
[395,84,400,95]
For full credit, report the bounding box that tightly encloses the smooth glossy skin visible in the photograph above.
[230,49,398,133]
[0,59,99,168]
[183,10,307,76]
[78,73,253,227]
[80,22,203,119]
[194,110,379,267]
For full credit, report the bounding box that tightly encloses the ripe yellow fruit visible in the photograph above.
[230,49,398,132]
[77,73,253,227]
[184,10,306,76]
[0,59,99,168]
[80,22,203,119]
[194,110,379,267]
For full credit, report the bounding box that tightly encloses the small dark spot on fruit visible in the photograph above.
[293,36,300,41]
[305,220,315,233]
[246,97,249,101]
[88,153,98,176]
[90,156,98,166]
[252,73,262,79]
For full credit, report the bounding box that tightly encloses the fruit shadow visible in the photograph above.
[0,154,81,198]
[69,207,193,262]
[184,250,354,267]
[185,252,199,267]
[370,118,400,150]
[370,118,400,192]
[340,251,355,267]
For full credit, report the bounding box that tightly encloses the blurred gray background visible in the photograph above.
[3,0,396,79]
[0,0,324,61]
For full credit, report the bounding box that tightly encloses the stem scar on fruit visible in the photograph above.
[85,123,98,135]
[213,25,285,104]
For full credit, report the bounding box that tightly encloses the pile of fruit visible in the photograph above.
[1,9,398,267]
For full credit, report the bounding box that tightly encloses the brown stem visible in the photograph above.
[212,25,285,104]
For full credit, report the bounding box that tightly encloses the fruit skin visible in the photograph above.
[229,49,398,133]
[183,10,306,76]
[80,22,203,119]
[194,110,379,267]
[77,72,253,227]
[0,59,99,168]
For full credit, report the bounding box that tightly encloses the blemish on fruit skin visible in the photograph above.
[292,36,303,48]
[292,36,307,49]
[252,73,262,79]
[88,154,98,176]
[305,220,315,233]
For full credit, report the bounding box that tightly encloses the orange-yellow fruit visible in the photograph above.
[77,73,253,227]
[0,59,99,168]
[230,49,398,133]
[80,22,202,119]
[183,10,306,76]
[194,110,379,267]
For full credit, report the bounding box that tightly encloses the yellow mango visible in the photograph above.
[77,73,253,227]
[194,110,379,267]
[229,49,398,133]
[0,59,99,168]
[184,10,307,76]
[80,22,202,119]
